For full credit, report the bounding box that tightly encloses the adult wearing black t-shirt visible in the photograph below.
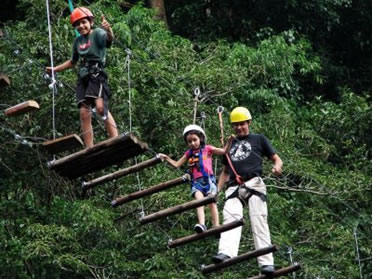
[212,107,283,275]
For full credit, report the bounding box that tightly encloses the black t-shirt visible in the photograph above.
[223,133,276,182]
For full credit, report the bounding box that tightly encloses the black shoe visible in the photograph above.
[260,265,275,274]
[194,224,207,233]
[212,253,230,264]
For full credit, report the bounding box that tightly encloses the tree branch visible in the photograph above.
[266,184,333,196]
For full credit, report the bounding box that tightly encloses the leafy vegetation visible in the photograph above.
[0,0,371,278]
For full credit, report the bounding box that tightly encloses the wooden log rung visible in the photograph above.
[201,245,278,274]
[0,73,10,87]
[47,133,148,179]
[168,219,244,248]
[249,263,301,279]
[42,134,84,154]
[84,156,162,190]
[5,100,39,117]
[112,174,190,207]
[140,195,217,225]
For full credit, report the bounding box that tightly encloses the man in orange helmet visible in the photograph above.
[46,7,118,148]
[212,107,283,275]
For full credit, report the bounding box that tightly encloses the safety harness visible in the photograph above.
[226,181,267,206]
[224,153,267,206]
[80,60,110,119]
[188,147,212,192]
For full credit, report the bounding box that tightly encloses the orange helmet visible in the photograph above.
[70,7,94,25]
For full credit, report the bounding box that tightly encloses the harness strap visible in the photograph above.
[217,108,244,185]
[82,62,109,119]
[226,185,267,206]
[188,147,210,187]
[198,148,210,180]
[225,153,245,185]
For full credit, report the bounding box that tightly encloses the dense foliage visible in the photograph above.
[0,0,371,278]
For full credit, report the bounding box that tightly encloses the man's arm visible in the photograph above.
[217,164,230,192]
[270,153,283,176]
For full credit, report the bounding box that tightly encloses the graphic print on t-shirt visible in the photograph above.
[230,140,252,161]
[79,40,91,51]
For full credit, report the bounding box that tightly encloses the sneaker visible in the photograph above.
[212,253,230,264]
[194,223,207,233]
[260,265,275,275]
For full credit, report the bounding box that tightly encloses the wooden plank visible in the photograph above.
[140,195,217,225]
[201,245,278,274]
[5,100,39,117]
[249,263,301,279]
[112,174,190,207]
[42,134,84,154]
[47,133,148,179]
[84,156,163,190]
[168,219,244,248]
[0,73,10,87]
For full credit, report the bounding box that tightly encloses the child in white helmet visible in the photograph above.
[159,124,233,233]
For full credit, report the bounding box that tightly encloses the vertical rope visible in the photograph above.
[354,227,363,279]
[125,47,144,216]
[200,111,206,131]
[287,246,296,279]
[125,48,132,133]
[192,87,200,124]
[45,0,57,141]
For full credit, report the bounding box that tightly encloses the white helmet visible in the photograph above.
[183,124,206,141]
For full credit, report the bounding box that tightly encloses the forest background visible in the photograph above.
[0,0,371,278]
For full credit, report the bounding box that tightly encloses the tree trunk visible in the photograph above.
[147,0,168,27]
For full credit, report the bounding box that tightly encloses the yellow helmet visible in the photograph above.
[230,107,252,123]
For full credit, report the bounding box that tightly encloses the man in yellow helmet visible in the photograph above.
[212,107,283,275]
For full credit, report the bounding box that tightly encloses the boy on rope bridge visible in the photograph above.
[46,7,118,148]
[159,125,233,233]
[212,107,283,275]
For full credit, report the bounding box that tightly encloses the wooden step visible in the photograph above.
[112,174,190,207]
[5,100,39,117]
[249,263,301,279]
[42,134,84,154]
[47,133,148,179]
[140,195,217,225]
[201,245,278,274]
[168,219,244,248]
[84,156,163,191]
[0,73,10,87]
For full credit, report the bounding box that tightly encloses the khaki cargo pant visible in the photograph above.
[218,177,274,266]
